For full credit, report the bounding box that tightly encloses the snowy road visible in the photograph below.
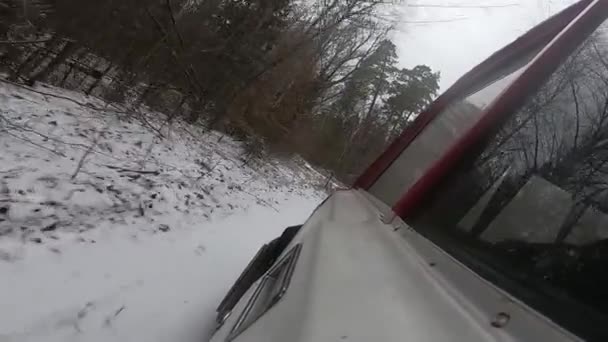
[0,195,318,342]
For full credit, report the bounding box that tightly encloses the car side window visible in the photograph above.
[227,244,302,341]
[408,18,608,341]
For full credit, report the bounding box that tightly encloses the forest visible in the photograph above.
[0,0,440,184]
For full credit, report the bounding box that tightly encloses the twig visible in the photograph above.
[2,116,92,149]
[104,305,126,328]
[2,129,67,157]
[2,78,96,108]
[239,190,279,212]
[2,90,173,170]
[105,165,160,175]
[0,198,64,207]
[136,110,166,139]
[0,38,53,45]
[406,3,518,9]
[0,78,127,115]
[1,116,142,167]
[114,306,126,317]
[402,17,469,24]
[165,0,185,48]
[71,126,107,180]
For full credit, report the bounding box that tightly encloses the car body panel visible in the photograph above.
[210,190,580,342]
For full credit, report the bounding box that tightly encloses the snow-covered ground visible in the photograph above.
[0,80,327,341]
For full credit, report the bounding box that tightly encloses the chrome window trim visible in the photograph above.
[226,244,302,341]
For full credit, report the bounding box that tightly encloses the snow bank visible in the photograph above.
[0,80,326,341]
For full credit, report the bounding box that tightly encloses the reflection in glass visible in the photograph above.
[370,46,543,206]
[411,20,608,327]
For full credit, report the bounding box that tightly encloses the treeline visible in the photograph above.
[0,0,440,183]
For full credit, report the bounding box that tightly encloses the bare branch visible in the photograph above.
[0,38,53,45]
[406,3,519,9]
[402,17,469,24]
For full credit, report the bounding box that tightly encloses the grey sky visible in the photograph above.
[394,0,578,91]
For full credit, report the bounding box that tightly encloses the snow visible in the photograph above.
[0,80,326,341]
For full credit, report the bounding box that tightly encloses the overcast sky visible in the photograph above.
[393,0,579,91]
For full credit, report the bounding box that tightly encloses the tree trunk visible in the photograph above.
[555,202,589,243]
[85,61,113,95]
[9,40,51,81]
[365,84,381,120]
[60,48,87,87]
[169,94,187,121]
[28,40,76,85]
[133,82,156,109]
[470,172,533,238]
